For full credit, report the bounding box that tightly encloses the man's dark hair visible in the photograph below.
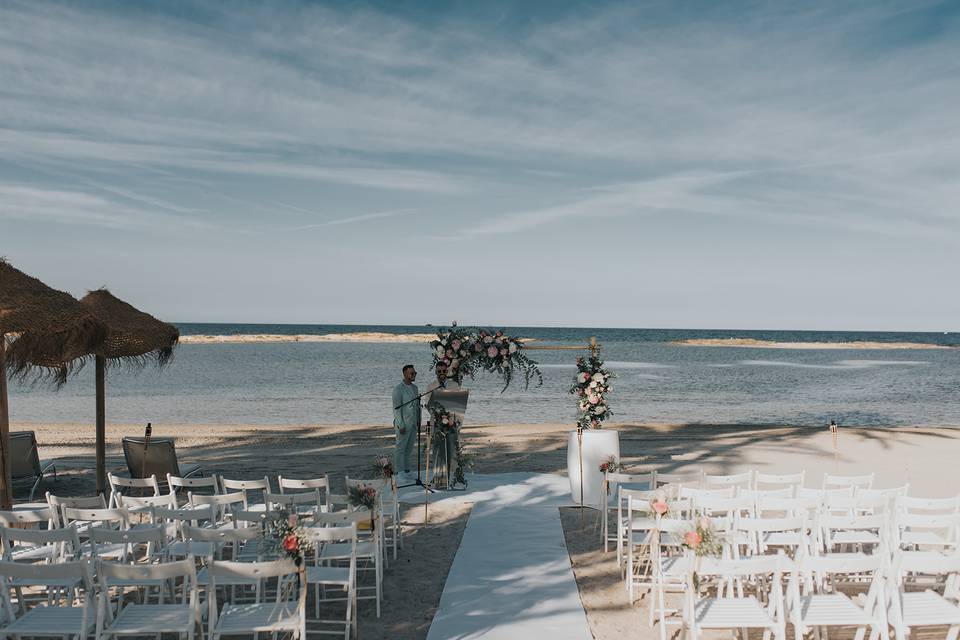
[402,364,415,373]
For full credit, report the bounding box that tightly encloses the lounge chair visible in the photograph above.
[121,437,202,492]
[10,431,57,501]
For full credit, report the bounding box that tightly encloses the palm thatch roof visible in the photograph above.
[79,289,179,365]
[1,258,107,380]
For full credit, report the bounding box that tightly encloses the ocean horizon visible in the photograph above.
[8,324,960,428]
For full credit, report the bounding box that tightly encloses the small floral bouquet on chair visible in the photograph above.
[598,456,626,474]
[373,455,395,480]
[683,516,726,590]
[261,511,313,567]
[348,483,379,530]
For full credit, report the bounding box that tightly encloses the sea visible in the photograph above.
[7,325,960,428]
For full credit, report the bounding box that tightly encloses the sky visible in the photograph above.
[2,0,959,331]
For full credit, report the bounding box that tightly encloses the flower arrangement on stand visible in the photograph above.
[260,511,313,567]
[569,354,614,430]
[429,326,542,392]
[373,455,396,491]
[428,402,471,487]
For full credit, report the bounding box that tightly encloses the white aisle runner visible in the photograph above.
[400,473,593,640]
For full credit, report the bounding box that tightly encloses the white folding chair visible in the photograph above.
[648,517,696,640]
[152,506,216,558]
[168,474,221,500]
[189,492,246,526]
[897,495,960,516]
[824,473,875,491]
[754,471,805,491]
[0,560,96,639]
[304,524,358,639]
[88,525,167,566]
[220,477,272,512]
[656,471,702,494]
[888,552,960,640]
[617,487,663,569]
[207,558,306,640]
[682,552,787,640]
[278,475,330,506]
[894,512,960,552]
[61,507,130,559]
[679,486,735,501]
[45,493,107,528]
[788,552,888,640]
[266,491,323,516]
[107,473,160,508]
[0,527,83,610]
[116,492,178,523]
[96,558,200,640]
[0,507,56,531]
[703,471,752,491]
[602,471,654,552]
[738,487,794,501]
[314,510,382,618]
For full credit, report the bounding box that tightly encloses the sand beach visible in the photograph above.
[13,420,960,639]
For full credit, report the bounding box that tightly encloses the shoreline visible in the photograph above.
[672,337,953,349]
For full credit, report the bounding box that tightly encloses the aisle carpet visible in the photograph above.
[400,473,593,640]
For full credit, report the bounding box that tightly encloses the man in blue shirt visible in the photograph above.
[392,364,421,481]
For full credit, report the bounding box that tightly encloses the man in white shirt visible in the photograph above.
[423,362,463,485]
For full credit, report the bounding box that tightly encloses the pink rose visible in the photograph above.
[652,500,669,515]
[684,531,702,548]
[588,394,599,404]
[474,343,482,352]
[487,346,498,357]
[451,339,461,350]
[499,348,507,356]
[446,349,454,357]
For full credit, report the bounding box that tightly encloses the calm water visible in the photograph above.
[8,325,960,427]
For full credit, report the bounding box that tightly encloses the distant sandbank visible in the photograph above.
[179,332,437,344]
[673,337,953,350]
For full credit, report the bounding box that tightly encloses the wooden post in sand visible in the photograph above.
[0,336,11,509]
[95,355,107,496]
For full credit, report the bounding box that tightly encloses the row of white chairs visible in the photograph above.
[675,550,960,640]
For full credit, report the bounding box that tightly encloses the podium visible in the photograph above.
[426,389,469,490]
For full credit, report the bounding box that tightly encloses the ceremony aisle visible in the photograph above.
[400,473,592,640]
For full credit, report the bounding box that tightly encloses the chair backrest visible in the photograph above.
[221,477,271,509]
[189,492,245,524]
[46,493,107,527]
[206,559,305,619]
[694,495,755,522]
[182,524,260,559]
[107,473,160,508]
[823,473,874,490]
[680,486,736,500]
[893,512,960,548]
[303,523,357,546]
[168,473,220,495]
[312,510,376,527]
[703,471,752,489]
[897,495,960,514]
[856,486,909,503]
[97,558,197,607]
[8,431,43,479]
[0,559,94,633]
[796,486,853,503]
[61,507,130,530]
[116,492,178,512]
[122,437,183,479]
[691,552,784,579]
[656,471,702,491]
[0,507,55,529]
[819,513,887,552]
[278,475,329,493]
[738,487,794,500]
[757,495,820,518]
[605,471,655,492]
[1,526,82,562]
[266,491,321,511]
[894,550,960,576]
[230,508,283,528]
[88,525,166,562]
[754,471,805,489]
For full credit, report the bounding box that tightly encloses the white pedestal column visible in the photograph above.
[567,429,620,507]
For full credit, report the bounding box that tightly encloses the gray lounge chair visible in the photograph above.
[10,431,57,501]
[121,437,202,492]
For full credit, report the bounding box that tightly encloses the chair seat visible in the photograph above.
[762,532,804,547]
[305,566,351,586]
[797,593,874,626]
[3,605,94,635]
[215,602,300,633]
[319,541,375,561]
[694,597,778,628]
[108,604,195,633]
[895,590,960,626]
[658,555,693,578]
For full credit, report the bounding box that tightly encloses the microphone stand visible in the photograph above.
[394,389,436,492]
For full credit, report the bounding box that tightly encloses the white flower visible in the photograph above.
[508,343,518,354]
[589,380,597,388]
[592,372,605,382]
[578,372,589,383]
[435,346,446,357]
[595,405,606,415]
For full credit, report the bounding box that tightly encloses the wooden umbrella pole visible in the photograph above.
[0,335,12,509]
[95,355,106,496]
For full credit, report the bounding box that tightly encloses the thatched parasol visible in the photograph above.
[79,289,179,495]
[0,259,107,508]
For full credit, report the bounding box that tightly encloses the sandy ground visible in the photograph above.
[12,421,960,639]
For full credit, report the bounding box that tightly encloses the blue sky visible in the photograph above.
[2,0,959,330]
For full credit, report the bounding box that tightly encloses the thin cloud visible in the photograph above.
[284,208,418,230]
